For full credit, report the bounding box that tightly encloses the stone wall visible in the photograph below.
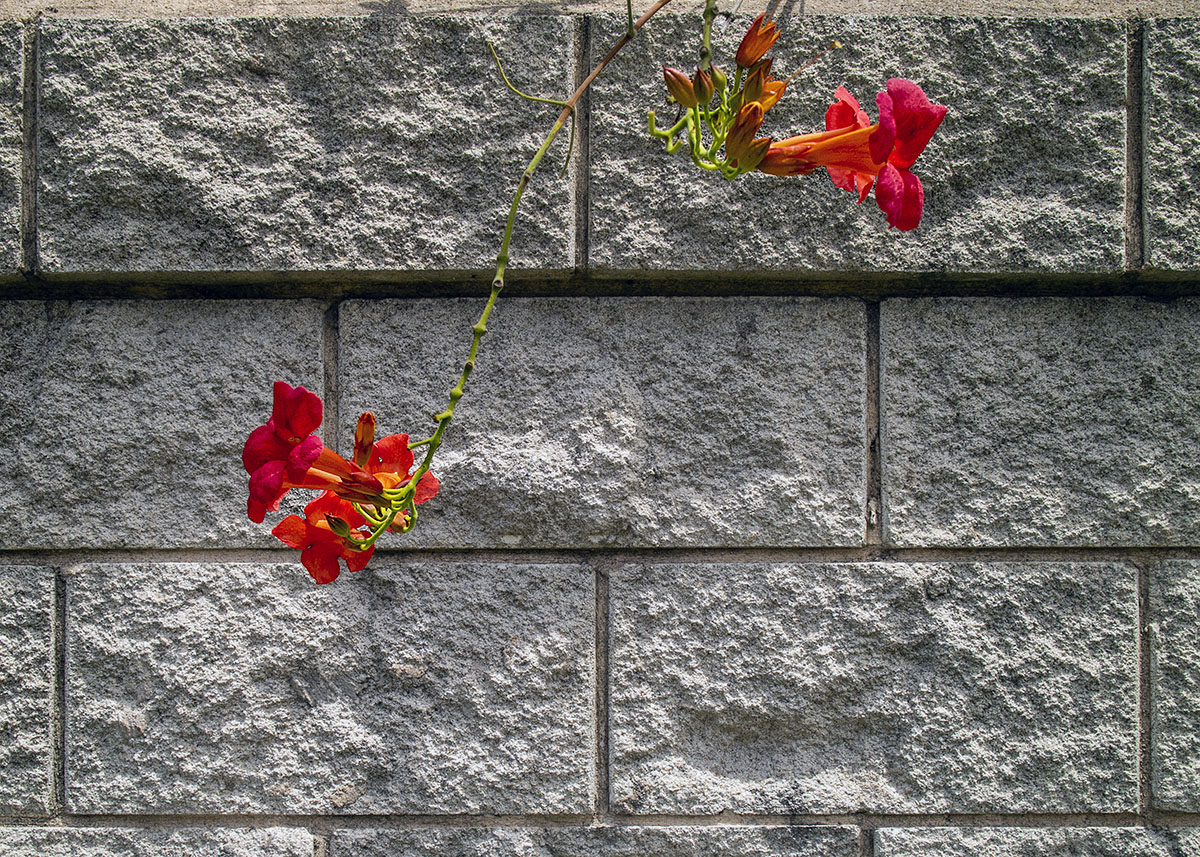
[1,6,1198,856]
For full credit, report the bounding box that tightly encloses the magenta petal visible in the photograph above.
[286,435,324,481]
[874,162,905,228]
[272,381,322,441]
[249,459,286,506]
[894,169,925,231]
[242,421,290,474]
[869,91,895,165]
[886,78,947,169]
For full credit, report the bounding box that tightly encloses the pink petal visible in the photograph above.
[286,435,324,482]
[825,86,868,131]
[894,169,925,231]
[249,460,287,507]
[242,421,290,474]
[272,381,322,442]
[869,91,896,165]
[885,78,947,169]
[874,162,905,228]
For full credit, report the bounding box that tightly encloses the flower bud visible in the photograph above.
[662,65,698,108]
[736,13,780,69]
[725,101,765,166]
[692,67,713,106]
[710,64,728,95]
[353,411,376,468]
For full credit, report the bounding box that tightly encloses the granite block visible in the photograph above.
[882,297,1200,546]
[0,300,324,548]
[876,827,1200,856]
[0,827,313,857]
[38,16,575,273]
[611,561,1138,814]
[0,565,52,814]
[1145,18,1200,271]
[65,560,593,814]
[338,296,866,548]
[333,826,858,857]
[589,15,1125,273]
[1151,560,1200,811]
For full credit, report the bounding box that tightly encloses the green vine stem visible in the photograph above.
[389,0,678,532]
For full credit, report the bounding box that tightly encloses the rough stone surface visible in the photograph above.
[1145,18,1200,271]
[38,16,574,273]
[0,565,52,814]
[339,297,865,548]
[0,827,313,856]
[589,15,1124,274]
[1151,560,1200,811]
[0,23,20,276]
[0,300,324,548]
[882,298,1200,547]
[876,827,1200,856]
[334,826,859,857]
[2,1,1193,18]
[610,562,1138,814]
[66,561,593,814]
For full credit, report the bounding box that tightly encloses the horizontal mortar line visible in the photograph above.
[4,544,1200,568]
[5,811,1195,831]
[3,269,1200,301]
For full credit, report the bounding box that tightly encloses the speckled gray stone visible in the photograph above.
[0,23,21,277]
[876,827,1200,856]
[610,562,1137,814]
[0,827,313,856]
[65,561,593,814]
[0,301,323,549]
[0,566,52,814]
[1145,19,1200,271]
[333,826,859,857]
[881,297,1200,547]
[338,296,865,548]
[589,15,1125,273]
[38,16,574,273]
[1151,560,1200,811]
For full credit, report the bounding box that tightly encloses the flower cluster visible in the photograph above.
[652,13,946,230]
[242,381,439,583]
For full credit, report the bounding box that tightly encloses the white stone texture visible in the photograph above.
[589,15,1124,273]
[0,23,20,276]
[37,16,574,273]
[1145,18,1200,271]
[610,562,1138,814]
[882,297,1200,546]
[1151,560,1200,811]
[333,826,859,856]
[338,296,866,548]
[65,561,594,814]
[0,565,52,814]
[0,827,313,856]
[876,827,1200,856]
[0,300,324,548]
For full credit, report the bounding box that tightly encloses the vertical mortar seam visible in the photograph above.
[50,565,65,817]
[19,15,38,276]
[1136,558,1153,820]
[574,16,592,275]
[858,826,874,857]
[1125,16,1145,271]
[593,559,612,822]
[323,303,340,448]
[865,302,882,547]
